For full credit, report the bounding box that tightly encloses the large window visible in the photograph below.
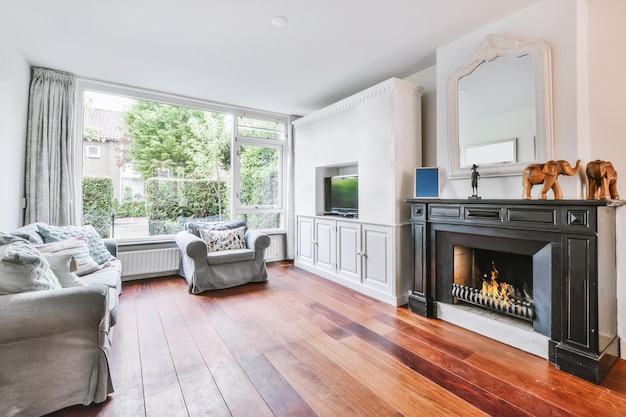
[76,82,288,240]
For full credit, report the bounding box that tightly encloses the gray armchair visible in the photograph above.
[175,219,271,293]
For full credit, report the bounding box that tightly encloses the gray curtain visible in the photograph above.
[25,67,76,226]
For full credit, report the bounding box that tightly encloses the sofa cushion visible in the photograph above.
[199,226,247,252]
[185,218,247,237]
[207,248,255,265]
[81,259,122,296]
[41,252,86,288]
[0,233,62,294]
[36,236,101,276]
[10,222,47,244]
[37,224,116,265]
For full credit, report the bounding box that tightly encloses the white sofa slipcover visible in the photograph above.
[176,219,270,293]
[0,223,122,417]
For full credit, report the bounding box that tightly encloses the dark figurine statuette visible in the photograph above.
[469,163,481,199]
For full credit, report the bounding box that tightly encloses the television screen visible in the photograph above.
[327,175,358,215]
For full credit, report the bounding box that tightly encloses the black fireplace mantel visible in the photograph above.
[405,198,623,384]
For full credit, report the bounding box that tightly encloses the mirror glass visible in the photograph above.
[448,35,553,178]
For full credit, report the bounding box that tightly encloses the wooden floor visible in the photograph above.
[48,262,626,417]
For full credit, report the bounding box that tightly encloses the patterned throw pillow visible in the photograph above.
[199,226,247,252]
[37,224,115,265]
[36,236,101,276]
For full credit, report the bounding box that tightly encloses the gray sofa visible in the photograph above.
[0,223,122,417]
[176,219,270,293]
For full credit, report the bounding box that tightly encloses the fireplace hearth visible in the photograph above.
[405,199,622,384]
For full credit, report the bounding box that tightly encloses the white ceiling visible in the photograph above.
[0,0,541,116]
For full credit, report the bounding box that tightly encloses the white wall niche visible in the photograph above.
[315,163,358,216]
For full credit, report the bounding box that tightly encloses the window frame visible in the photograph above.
[86,145,101,158]
[232,112,287,231]
[75,79,289,241]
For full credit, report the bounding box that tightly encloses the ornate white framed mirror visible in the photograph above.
[448,34,553,178]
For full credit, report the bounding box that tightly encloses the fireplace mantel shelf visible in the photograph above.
[405,197,624,205]
[406,198,621,384]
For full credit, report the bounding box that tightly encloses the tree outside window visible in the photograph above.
[80,89,287,239]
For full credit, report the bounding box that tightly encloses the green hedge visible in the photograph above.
[83,176,114,238]
[145,178,228,234]
[115,186,147,218]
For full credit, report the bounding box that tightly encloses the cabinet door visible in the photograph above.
[314,218,336,274]
[336,221,361,282]
[362,224,392,291]
[296,217,314,266]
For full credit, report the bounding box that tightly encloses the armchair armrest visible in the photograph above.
[175,230,207,259]
[0,285,109,345]
[244,230,271,256]
[102,238,118,257]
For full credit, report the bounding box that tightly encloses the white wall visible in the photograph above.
[436,0,579,199]
[587,0,626,170]
[0,27,29,231]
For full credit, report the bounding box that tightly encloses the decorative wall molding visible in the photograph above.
[293,78,423,128]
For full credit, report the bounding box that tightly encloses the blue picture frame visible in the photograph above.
[414,167,439,198]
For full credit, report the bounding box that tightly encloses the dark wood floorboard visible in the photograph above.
[47,262,626,417]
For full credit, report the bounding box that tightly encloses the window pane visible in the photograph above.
[86,145,100,158]
[82,91,233,239]
[237,115,285,140]
[239,145,280,207]
[240,212,281,229]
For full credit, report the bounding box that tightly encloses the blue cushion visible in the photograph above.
[37,224,116,265]
[185,219,247,237]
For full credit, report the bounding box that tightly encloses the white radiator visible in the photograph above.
[118,248,181,278]
[266,239,278,259]
[265,234,285,262]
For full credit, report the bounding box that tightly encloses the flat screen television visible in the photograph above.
[325,175,358,217]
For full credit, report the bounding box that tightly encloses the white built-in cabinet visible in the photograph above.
[296,216,336,275]
[336,220,392,294]
[292,78,422,306]
[297,216,399,304]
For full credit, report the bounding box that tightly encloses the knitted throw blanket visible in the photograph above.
[0,232,61,291]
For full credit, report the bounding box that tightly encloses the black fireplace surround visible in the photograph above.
[405,199,621,384]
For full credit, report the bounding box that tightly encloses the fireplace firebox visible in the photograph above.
[405,199,621,384]
[452,248,534,321]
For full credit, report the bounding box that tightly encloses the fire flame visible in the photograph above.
[481,261,513,306]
